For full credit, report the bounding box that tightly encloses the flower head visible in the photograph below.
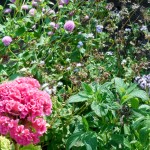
[0,77,52,145]
[4,8,12,14]
[96,25,103,33]
[2,36,12,46]
[29,8,37,16]
[21,5,29,10]
[64,20,75,32]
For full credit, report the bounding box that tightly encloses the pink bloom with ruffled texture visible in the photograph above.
[0,77,52,145]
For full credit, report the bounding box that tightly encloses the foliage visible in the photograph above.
[0,0,149,150]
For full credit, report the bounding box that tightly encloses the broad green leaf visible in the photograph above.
[66,132,84,150]
[67,93,89,103]
[125,83,137,94]
[15,27,26,36]
[131,98,139,109]
[82,132,97,150]
[81,82,93,95]
[129,90,149,101]
[111,134,124,144]
[122,90,149,104]
[114,78,127,96]
[20,144,41,150]
[91,101,108,117]
[139,104,150,110]
[123,138,131,149]
[139,127,149,146]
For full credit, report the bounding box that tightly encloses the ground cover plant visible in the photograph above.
[0,0,150,150]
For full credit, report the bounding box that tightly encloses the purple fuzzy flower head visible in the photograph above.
[29,8,37,16]
[4,8,12,14]
[32,1,38,7]
[2,36,12,46]
[47,31,54,36]
[59,0,69,5]
[64,20,75,32]
[21,5,29,10]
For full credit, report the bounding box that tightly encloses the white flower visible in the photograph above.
[121,59,127,65]
[140,25,147,31]
[20,68,27,72]
[66,58,70,62]
[41,83,49,89]
[67,67,71,70]
[125,28,131,32]
[44,87,52,95]
[106,51,113,56]
[57,82,63,87]
[76,63,82,67]
[40,61,45,65]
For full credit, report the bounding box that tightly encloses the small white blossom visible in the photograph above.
[67,67,71,70]
[140,25,147,31]
[40,61,45,65]
[57,82,63,87]
[121,59,127,65]
[106,51,113,56]
[76,63,82,67]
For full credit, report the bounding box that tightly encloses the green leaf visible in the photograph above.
[20,144,41,150]
[114,78,127,96]
[111,134,124,144]
[139,127,149,146]
[122,90,149,104]
[67,93,89,103]
[125,83,137,94]
[9,73,22,80]
[91,101,108,117]
[15,27,26,36]
[81,83,93,95]
[124,124,130,135]
[66,132,84,150]
[82,132,97,150]
[123,138,131,149]
[82,117,89,131]
[129,90,149,101]
[131,98,139,109]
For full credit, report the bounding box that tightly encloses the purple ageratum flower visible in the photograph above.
[4,8,12,14]
[77,41,83,48]
[96,25,103,33]
[2,36,12,46]
[21,5,29,10]
[64,20,75,32]
[29,8,37,16]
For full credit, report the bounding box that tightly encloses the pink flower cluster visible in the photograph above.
[0,77,52,145]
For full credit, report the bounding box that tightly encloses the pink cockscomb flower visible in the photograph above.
[29,8,37,16]
[0,77,52,145]
[64,20,75,32]
[2,36,12,46]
